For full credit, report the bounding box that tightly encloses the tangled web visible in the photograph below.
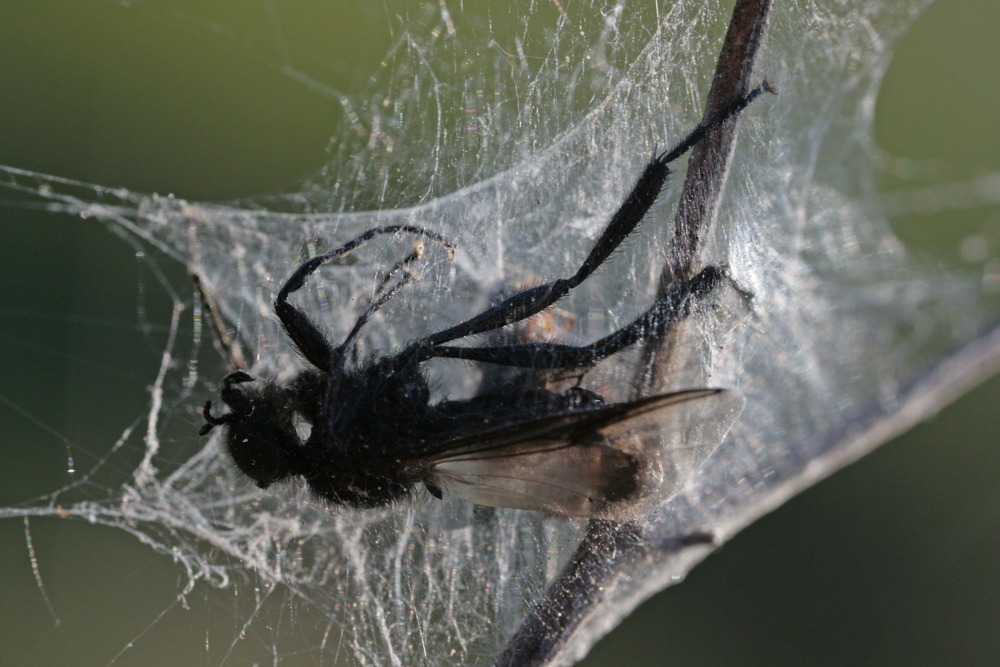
[3,0,999,665]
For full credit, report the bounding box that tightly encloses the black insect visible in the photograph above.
[200,81,772,519]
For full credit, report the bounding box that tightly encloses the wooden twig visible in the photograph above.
[492,1,773,665]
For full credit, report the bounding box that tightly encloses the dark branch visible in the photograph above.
[493,1,773,665]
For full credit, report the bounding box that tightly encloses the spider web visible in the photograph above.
[2,1,1000,665]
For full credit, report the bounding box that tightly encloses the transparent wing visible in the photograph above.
[420,388,745,519]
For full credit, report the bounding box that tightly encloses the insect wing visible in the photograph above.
[422,388,744,519]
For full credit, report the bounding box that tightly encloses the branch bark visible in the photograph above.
[493,1,773,664]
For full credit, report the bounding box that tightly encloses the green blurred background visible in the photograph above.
[1,1,998,665]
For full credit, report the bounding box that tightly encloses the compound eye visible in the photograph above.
[221,394,302,488]
[225,420,289,487]
[205,379,302,488]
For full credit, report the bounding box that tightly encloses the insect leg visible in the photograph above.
[413,80,772,350]
[656,78,774,166]
[414,160,672,348]
[273,292,338,373]
[421,266,728,368]
[277,225,453,305]
[337,271,414,355]
[274,226,454,372]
